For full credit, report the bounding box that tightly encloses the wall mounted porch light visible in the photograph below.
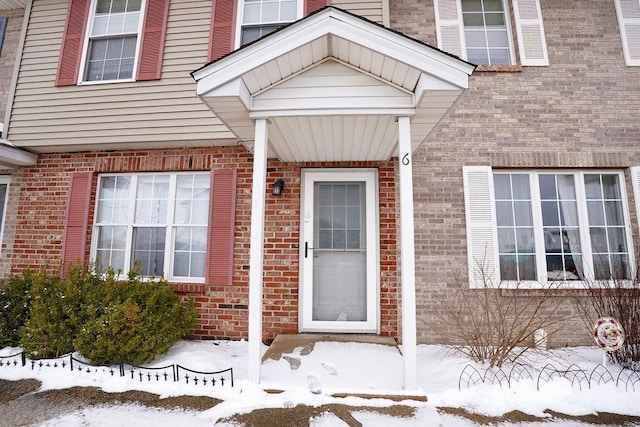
[272,179,285,196]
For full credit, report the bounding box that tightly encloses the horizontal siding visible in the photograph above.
[8,0,231,151]
[331,0,384,24]
[252,60,412,111]
[0,0,27,9]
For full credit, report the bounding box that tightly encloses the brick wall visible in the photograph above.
[389,0,640,347]
[10,147,399,342]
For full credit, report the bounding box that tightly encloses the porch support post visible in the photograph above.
[248,118,268,383]
[397,116,417,390]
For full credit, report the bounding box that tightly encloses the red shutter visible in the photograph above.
[61,173,93,277]
[208,0,238,61]
[136,0,170,81]
[305,0,329,15]
[206,169,237,286]
[55,0,90,87]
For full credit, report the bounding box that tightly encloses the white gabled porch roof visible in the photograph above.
[191,7,475,162]
[191,6,474,391]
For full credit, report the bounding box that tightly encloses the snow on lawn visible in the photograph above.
[1,341,639,426]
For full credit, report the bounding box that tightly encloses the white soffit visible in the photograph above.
[0,0,27,10]
[192,7,474,162]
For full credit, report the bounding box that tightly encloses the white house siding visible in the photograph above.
[251,60,413,113]
[6,0,234,152]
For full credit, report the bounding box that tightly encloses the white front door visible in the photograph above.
[300,169,378,333]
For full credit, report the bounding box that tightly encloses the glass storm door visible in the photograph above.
[300,170,378,333]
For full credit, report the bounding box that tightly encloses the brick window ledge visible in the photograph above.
[169,282,206,294]
[475,64,523,73]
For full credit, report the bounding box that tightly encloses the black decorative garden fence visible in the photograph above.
[0,351,233,388]
[458,362,640,392]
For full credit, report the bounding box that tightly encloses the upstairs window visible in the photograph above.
[83,0,143,82]
[434,0,549,66]
[462,0,512,65]
[238,0,300,46]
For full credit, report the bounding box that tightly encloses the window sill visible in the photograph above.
[78,78,136,86]
[474,64,523,73]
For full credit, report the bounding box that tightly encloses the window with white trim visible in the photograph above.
[92,173,210,281]
[494,171,632,283]
[462,0,512,65]
[238,0,301,46]
[82,0,143,82]
[434,0,549,66]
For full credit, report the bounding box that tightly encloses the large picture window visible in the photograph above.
[92,173,210,281]
[82,0,143,82]
[494,171,632,283]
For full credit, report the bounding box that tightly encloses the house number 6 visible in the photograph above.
[402,153,410,165]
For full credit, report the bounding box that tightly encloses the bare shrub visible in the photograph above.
[574,261,640,369]
[434,264,570,367]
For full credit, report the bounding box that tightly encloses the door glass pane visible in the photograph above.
[313,182,366,322]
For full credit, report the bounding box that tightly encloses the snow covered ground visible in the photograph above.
[1,340,639,426]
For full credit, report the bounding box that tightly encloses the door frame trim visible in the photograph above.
[298,168,380,333]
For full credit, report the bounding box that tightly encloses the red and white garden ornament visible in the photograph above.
[593,317,625,366]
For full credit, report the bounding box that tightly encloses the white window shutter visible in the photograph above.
[463,166,499,288]
[614,0,640,66]
[512,0,549,66]
[434,0,466,60]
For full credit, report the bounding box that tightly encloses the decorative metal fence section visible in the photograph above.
[459,363,640,392]
[0,351,233,388]
[0,351,26,368]
[458,363,533,390]
[176,365,234,387]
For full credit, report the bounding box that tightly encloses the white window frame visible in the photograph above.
[464,166,636,289]
[234,0,303,49]
[90,172,210,283]
[78,0,146,84]
[434,0,548,66]
[0,176,10,250]
[461,0,516,65]
[492,170,634,288]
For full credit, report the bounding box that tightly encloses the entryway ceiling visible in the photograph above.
[192,7,475,162]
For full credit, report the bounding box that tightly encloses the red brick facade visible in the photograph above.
[7,147,399,342]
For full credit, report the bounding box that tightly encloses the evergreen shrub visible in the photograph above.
[19,266,100,358]
[1,265,197,365]
[73,269,197,366]
[0,269,34,347]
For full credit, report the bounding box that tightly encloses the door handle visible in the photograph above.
[305,241,313,258]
